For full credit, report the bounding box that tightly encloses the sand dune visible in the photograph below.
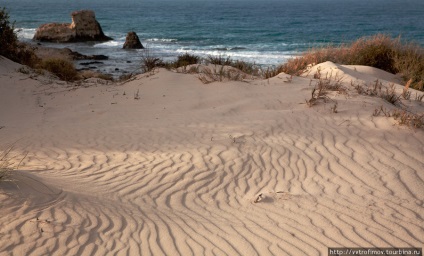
[1,57,423,255]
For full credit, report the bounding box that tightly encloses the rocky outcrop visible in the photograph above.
[65,48,109,60]
[31,45,108,62]
[33,10,112,43]
[123,32,144,49]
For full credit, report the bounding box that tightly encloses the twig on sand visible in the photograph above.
[253,193,264,203]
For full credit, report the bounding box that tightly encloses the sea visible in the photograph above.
[2,0,424,76]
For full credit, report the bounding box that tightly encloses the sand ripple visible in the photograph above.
[1,67,423,255]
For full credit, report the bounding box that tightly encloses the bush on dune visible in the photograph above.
[171,53,200,68]
[280,34,424,90]
[1,8,79,81]
[140,48,165,72]
[0,8,39,67]
[41,58,79,81]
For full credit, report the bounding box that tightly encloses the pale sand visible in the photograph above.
[0,56,423,255]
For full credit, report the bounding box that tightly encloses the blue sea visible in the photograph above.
[2,0,424,75]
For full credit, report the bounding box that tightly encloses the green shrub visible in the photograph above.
[0,8,39,66]
[41,58,79,81]
[0,8,18,58]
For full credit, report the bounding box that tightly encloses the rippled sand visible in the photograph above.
[1,57,423,255]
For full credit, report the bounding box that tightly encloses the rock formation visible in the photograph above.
[123,32,144,49]
[33,10,112,43]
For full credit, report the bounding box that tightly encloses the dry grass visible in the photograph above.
[280,34,424,90]
[353,80,404,106]
[168,53,200,69]
[402,79,412,100]
[197,66,247,84]
[232,60,261,77]
[140,48,165,73]
[206,55,261,77]
[305,86,330,107]
[305,77,343,107]
[352,79,381,97]
[0,147,27,183]
[373,106,424,129]
[262,66,285,79]
[305,70,345,107]
[381,84,402,106]
[40,58,79,81]
[0,155,12,182]
[414,92,424,102]
[206,55,233,66]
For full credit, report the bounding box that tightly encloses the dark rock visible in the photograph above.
[33,10,112,43]
[77,67,91,71]
[90,55,108,60]
[80,61,104,66]
[123,32,144,49]
[64,48,109,60]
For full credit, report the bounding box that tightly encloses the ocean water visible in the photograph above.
[2,0,424,75]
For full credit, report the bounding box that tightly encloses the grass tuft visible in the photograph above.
[140,48,164,73]
[171,53,200,68]
[353,80,405,106]
[206,55,233,66]
[374,106,424,129]
[197,66,247,84]
[0,147,27,183]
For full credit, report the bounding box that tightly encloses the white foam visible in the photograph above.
[173,48,296,65]
[146,38,178,43]
[16,28,36,40]
[94,40,122,48]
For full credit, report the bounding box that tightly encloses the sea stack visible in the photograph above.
[33,10,112,43]
[123,32,144,49]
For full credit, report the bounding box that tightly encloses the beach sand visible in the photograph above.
[0,56,423,255]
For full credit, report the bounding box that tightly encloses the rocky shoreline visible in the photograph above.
[29,10,146,78]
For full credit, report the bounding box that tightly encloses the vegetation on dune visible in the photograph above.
[140,48,165,72]
[0,159,11,182]
[139,34,423,90]
[1,8,112,82]
[171,53,200,68]
[206,55,260,76]
[1,8,83,81]
[0,147,26,183]
[278,34,424,90]
[206,55,233,66]
[0,8,39,67]
[2,7,423,89]
[40,58,79,81]
[140,34,424,89]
